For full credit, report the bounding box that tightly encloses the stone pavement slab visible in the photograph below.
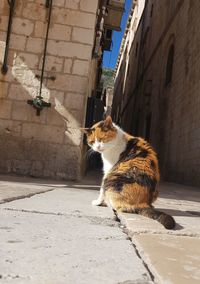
[134,234,200,284]
[0,175,68,204]
[0,208,151,284]
[0,176,153,284]
[118,182,200,284]
[0,175,200,284]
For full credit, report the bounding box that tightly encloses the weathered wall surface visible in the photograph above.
[113,0,200,186]
[113,0,145,130]
[0,0,98,180]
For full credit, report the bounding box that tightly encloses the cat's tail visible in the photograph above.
[135,207,175,230]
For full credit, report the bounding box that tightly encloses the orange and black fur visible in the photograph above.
[82,116,175,230]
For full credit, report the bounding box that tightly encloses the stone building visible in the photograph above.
[0,0,124,180]
[113,0,200,186]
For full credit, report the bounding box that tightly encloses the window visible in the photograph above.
[106,29,112,38]
[127,63,130,77]
[135,42,138,57]
[165,44,174,86]
[150,4,154,17]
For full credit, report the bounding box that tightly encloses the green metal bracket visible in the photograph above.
[27,96,51,116]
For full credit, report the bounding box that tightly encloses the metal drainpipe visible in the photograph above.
[38,0,53,99]
[1,0,15,74]
[27,0,53,115]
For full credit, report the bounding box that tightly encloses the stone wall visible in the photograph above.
[0,0,98,180]
[113,0,200,186]
[113,0,145,129]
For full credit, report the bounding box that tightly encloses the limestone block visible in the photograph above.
[11,67,41,89]
[49,24,71,41]
[14,52,39,69]
[44,144,81,179]
[0,40,5,62]
[12,18,34,36]
[0,66,17,83]
[52,7,96,29]
[0,136,24,160]
[53,0,65,7]
[72,27,94,45]
[46,109,65,127]
[49,90,65,106]
[47,40,92,60]
[72,59,90,76]
[22,123,64,144]
[0,31,6,41]
[0,160,11,173]
[64,127,82,146]
[25,139,48,163]
[11,101,46,124]
[12,159,32,175]
[39,55,64,72]
[70,109,85,125]
[30,161,44,177]
[0,1,9,16]
[23,2,46,21]
[0,100,12,119]
[0,16,8,31]
[0,81,9,98]
[13,0,24,17]
[34,21,46,38]
[7,50,16,66]
[52,101,83,129]
[47,74,87,93]
[0,119,22,137]
[10,34,27,51]
[80,0,98,13]
[64,93,85,110]
[63,58,73,74]
[67,10,96,29]
[26,37,44,53]
[35,22,72,41]
[65,0,80,10]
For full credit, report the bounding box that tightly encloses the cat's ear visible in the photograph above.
[80,127,92,135]
[104,115,113,127]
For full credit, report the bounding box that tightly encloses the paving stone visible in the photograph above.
[0,175,152,284]
[133,234,200,284]
[118,182,200,284]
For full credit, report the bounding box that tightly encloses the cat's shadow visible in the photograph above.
[154,207,200,231]
[157,207,200,218]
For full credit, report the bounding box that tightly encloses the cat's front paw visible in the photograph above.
[92,199,102,206]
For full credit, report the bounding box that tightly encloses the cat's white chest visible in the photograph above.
[102,152,120,175]
[102,158,113,175]
[100,125,126,176]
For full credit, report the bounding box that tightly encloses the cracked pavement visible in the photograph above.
[0,174,200,284]
[0,175,153,284]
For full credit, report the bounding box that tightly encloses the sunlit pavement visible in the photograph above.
[0,173,199,284]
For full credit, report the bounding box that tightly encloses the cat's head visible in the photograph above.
[81,116,118,153]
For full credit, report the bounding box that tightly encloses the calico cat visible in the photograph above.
[82,116,175,230]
